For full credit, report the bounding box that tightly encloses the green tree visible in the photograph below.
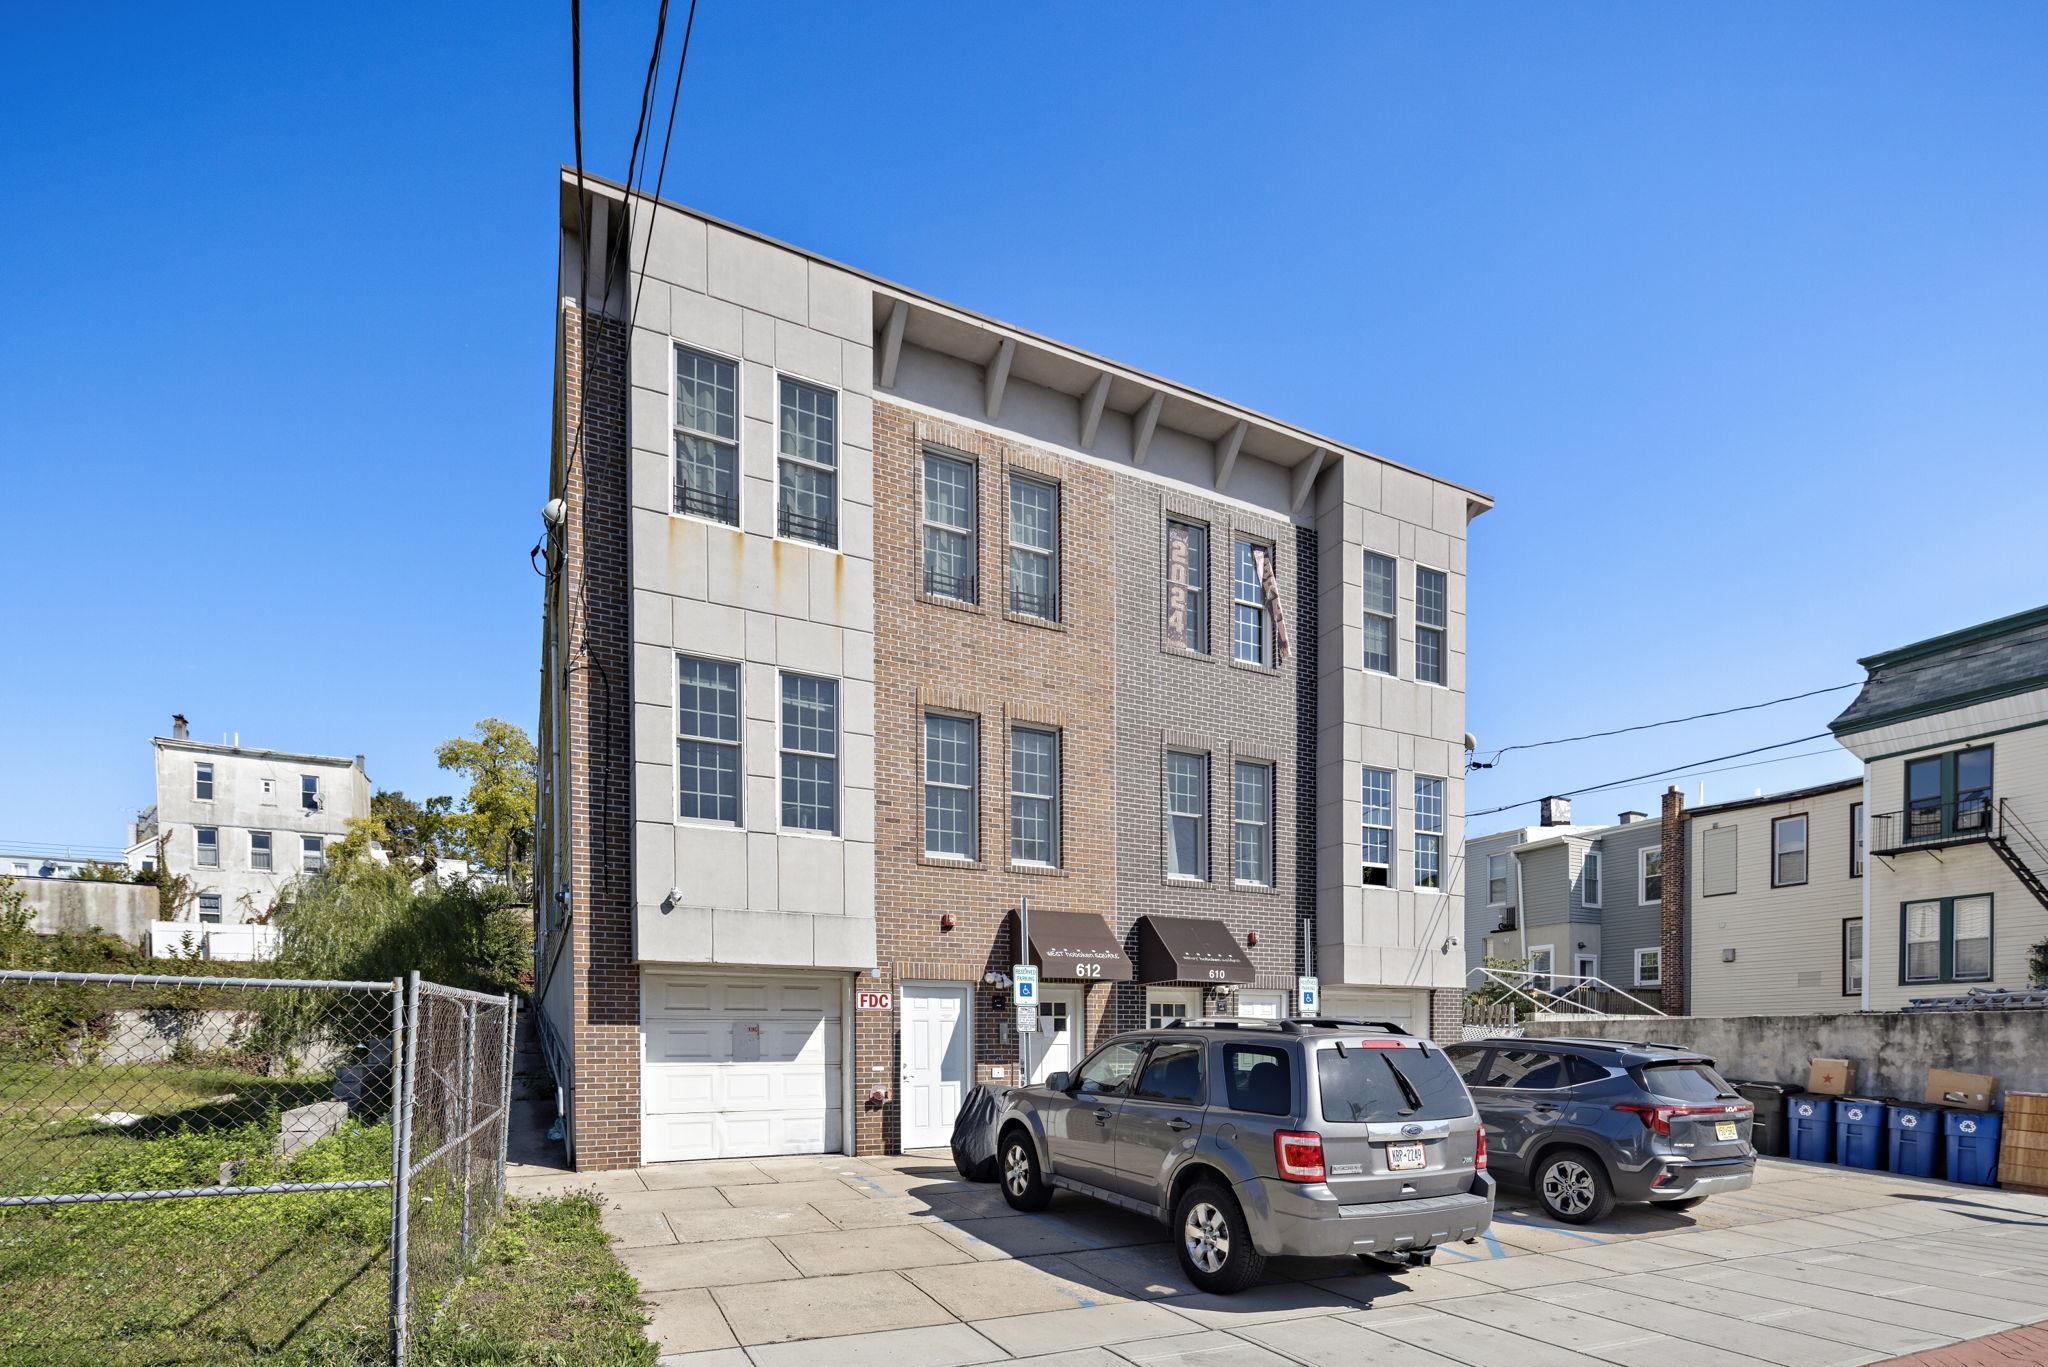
[68,861,135,882]
[2031,938,2048,989]
[370,789,454,875]
[0,875,33,968]
[436,719,537,881]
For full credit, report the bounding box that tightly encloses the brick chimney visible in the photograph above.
[1659,784,1686,1014]
[171,713,189,741]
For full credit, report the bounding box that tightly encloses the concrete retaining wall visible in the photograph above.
[1522,1011,2048,1106]
[19,877,159,945]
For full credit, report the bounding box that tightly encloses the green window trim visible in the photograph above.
[1903,745,1993,841]
[1896,894,1994,986]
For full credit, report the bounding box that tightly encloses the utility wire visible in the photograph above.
[1471,682,1859,768]
[1467,732,1835,819]
[627,0,699,333]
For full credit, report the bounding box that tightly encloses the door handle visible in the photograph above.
[1167,1118,1193,1132]
[1093,1108,1112,1124]
[1532,1103,1560,1115]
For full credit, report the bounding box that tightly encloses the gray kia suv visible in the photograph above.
[994,1018,1494,1293]
[1446,1037,1756,1223]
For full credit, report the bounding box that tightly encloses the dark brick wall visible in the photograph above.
[1660,784,1688,1015]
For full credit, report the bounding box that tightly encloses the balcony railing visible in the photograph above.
[674,484,738,525]
[922,567,977,603]
[1869,796,1995,854]
[777,504,837,548]
[1493,907,1519,933]
[1008,585,1058,621]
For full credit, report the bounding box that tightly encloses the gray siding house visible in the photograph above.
[1466,806,1666,997]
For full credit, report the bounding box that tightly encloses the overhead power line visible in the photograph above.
[628,0,699,332]
[1467,732,1836,819]
[1471,682,1860,769]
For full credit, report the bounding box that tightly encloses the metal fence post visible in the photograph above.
[494,994,516,1212]
[391,971,421,1365]
[385,977,406,1366]
[458,1000,476,1262]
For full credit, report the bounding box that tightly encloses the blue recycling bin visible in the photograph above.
[1887,1104,1943,1179]
[1834,1098,1888,1170]
[1788,1094,1835,1162]
[1944,1109,2002,1186]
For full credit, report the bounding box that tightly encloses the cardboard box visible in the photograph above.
[1926,1068,1997,1111]
[1806,1058,1857,1095]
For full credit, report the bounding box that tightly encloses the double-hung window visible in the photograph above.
[1850,802,1866,878]
[776,377,837,546]
[1640,846,1663,904]
[779,673,839,834]
[1361,767,1393,886]
[1486,853,1510,905]
[1007,475,1058,619]
[196,827,219,868]
[198,894,223,924]
[674,346,739,524]
[1415,567,1447,685]
[1232,540,1269,665]
[1362,553,1396,674]
[1772,814,1808,887]
[921,453,977,601]
[1953,896,1992,981]
[1581,849,1602,908]
[1009,726,1059,865]
[1166,751,1208,880]
[1843,917,1863,995]
[1906,746,1994,841]
[250,831,272,872]
[194,762,214,801]
[923,713,976,859]
[676,655,742,824]
[1635,946,1662,987]
[1904,901,1942,982]
[303,836,325,873]
[1414,775,1445,890]
[1909,897,1996,983]
[301,775,321,812]
[1233,761,1273,886]
[1165,520,1209,653]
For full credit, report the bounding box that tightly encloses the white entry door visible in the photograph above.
[1236,989,1286,1020]
[901,982,971,1149]
[1023,986,1083,1084]
[641,970,843,1162]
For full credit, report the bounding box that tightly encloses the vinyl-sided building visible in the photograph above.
[533,171,1491,1167]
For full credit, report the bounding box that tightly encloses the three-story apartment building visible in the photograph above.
[533,172,1491,1168]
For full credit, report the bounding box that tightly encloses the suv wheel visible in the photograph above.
[1173,1182,1267,1294]
[1536,1148,1614,1224]
[999,1130,1052,1211]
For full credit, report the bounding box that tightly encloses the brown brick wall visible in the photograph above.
[859,401,1120,1155]
[560,304,641,1170]
[1659,784,1687,1015]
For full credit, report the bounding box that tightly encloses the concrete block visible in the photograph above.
[742,414,776,484]
[743,611,777,663]
[632,383,671,456]
[744,720,777,777]
[707,225,808,323]
[631,329,672,393]
[1344,454,1384,512]
[778,838,844,915]
[711,907,816,967]
[745,775,776,831]
[841,731,874,792]
[630,280,671,335]
[1434,482,1470,534]
[636,819,677,902]
[814,909,875,969]
[774,318,841,387]
[840,339,874,395]
[841,678,875,737]
[673,287,743,358]
[637,762,675,826]
[743,308,777,364]
[644,507,711,601]
[674,599,745,660]
[635,643,677,706]
[634,590,674,648]
[747,832,779,907]
[842,787,874,843]
[806,553,846,628]
[778,618,842,675]
[742,473,775,539]
[843,629,874,683]
[807,261,873,344]
[676,825,748,909]
[635,703,674,766]
[1382,466,1434,527]
[275,1101,348,1160]
[638,204,707,292]
[1414,526,1451,573]
[742,361,776,425]
[838,499,874,564]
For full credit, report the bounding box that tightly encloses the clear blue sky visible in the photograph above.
[4,2,2044,854]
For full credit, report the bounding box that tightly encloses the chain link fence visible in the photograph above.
[0,968,514,1364]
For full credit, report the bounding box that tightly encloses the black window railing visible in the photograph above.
[778,504,838,548]
[923,567,977,603]
[675,484,738,525]
[1008,585,1058,620]
[1870,798,1995,854]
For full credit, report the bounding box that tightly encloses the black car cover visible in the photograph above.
[949,1083,1010,1181]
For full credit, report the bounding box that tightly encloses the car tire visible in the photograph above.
[998,1130,1053,1211]
[1173,1182,1267,1294]
[1536,1147,1615,1224]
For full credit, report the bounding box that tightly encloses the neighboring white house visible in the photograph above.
[1,845,124,880]
[125,715,371,925]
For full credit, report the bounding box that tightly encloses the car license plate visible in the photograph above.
[1387,1142,1426,1171]
[1716,1121,1738,1141]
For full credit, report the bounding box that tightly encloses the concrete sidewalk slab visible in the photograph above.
[966,1301,1196,1356]
[770,1223,977,1276]
[1677,1262,2016,1338]
[1341,1303,1614,1366]
[661,1205,836,1241]
[1238,1313,1472,1366]
[711,1270,955,1346]
[640,1160,773,1189]
[1531,1281,1884,1367]
[1156,1280,1368,1330]
[904,1255,1133,1318]
[723,1178,867,1208]
[644,1287,739,1356]
[622,1237,802,1293]
[1431,1289,1734,1367]
[744,1321,1006,1367]
[1102,1328,1297,1366]
[1601,1270,1948,1356]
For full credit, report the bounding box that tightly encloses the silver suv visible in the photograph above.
[994,1018,1494,1293]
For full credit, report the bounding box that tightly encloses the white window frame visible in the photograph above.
[1904,901,1941,983]
[921,450,978,603]
[259,777,276,802]
[1582,849,1603,909]
[1165,518,1210,654]
[197,893,223,924]
[1008,725,1060,867]
[1528,944,1555,992]
[1486,853,1510,906]
[1843,916,1863,996]
[1147,986,1201,1030]
[673,342,742,527]
[195,827,220,869]
[1639,846,1663,906]
[1006,473,1059,621]
[303,836,325,873]
[1362,551,1396,675]
[1772,813,1809,888]
[1414,564,1448,687]
[1850,802,1866,879]
[921,711,977,860]
[1232,759,1273,887]
[1166,749,1209,882]
[775,373,839,548]
[250,830,272,872]
[1361,767,1393,886]
[301,774,321,813]
[194,762,214,802]
[1414,774,1445,891]
[1634,946,1662,987]
[777,671,840,836]
[1231,538,1270,666]
[1953,895,1992,982]
[676,653,744,827]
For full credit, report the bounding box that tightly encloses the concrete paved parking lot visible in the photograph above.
[507,1149,2048,1367]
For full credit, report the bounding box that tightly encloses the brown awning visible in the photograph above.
[1136,915,1258,985]
[1011,908,1132,981]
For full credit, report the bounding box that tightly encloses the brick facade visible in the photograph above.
[1659,783,1688,1015]
[559,304,642,1170]
[860,401,1120,1155]
[1107,476,1315,1033]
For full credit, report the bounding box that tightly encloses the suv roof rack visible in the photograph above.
[1170,1016,1288,1031]
[1152,1016,1416,1037]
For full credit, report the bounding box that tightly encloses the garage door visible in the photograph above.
[1322,987,1428,1038]
[642,971,843,1162]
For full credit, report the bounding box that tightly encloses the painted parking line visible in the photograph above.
[1492,1214,1611,1246]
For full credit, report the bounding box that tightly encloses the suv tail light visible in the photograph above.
[1274,1130,1326,1182]
[1614,1101,1753,1136]
[1475,1128,1487,1170]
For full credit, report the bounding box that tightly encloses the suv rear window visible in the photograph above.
[1222,1045,1291,1115]
[1316,1044,1472,1123]
[1639,1061,1736,1102]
